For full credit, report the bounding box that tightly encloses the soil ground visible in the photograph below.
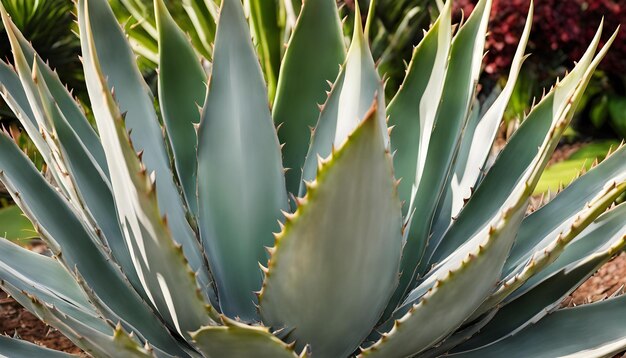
[0,290,83,354]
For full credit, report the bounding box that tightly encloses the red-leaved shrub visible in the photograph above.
[456,0,626,76]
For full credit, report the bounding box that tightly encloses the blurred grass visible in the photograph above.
[0,205,36,244]
[535,140,620,195]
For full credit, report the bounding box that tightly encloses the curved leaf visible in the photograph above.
[0,6,107,173]
[31,61,144,296]
[260,102,402,358]
[80,0,218,337]
[429,3,532,245]
[505,143,626,276]
[393,0,491,316]
[0,133,186,355]
[429,23,608,264]
[367,31,608,353]
[0,335,72,358]
[300,2,387,196]
[192,317,300,358]
[362,190,528,358]
[156,0,207,217]
[79,0,209,298]
[272,0,345,194]
[448,294,626,358]
[197,0,288,321]
[0,9,83,202]
[387,0,452,212]
[456,204,626,352]
[0,238,107,332]
[476,179,626,317]
[2,281,154,358]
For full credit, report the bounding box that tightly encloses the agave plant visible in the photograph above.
[1,0,626,356]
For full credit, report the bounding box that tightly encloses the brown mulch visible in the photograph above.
[546,142,587,166]
[0,290,82,354]
[565,253,626,307]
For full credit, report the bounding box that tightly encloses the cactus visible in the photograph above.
[0,0,625,357]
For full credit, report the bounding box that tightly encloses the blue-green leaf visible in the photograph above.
[456,203,626,352]
[448,294,626,358]
[387,0,452,212]
[0,238,107,332]
[0,6,107,174]
[2,281,153,358]
[192,317,300,358]
[272,0,345,194]
[80,0,217,336]
[197,0,288,321]
[429,3,532,244]
[392,0,491,318]
[429,23,608,264]
[0,132,186,356]
[31,61,145,297]
[0,335,72,358]
[79,0,210,298]
[300,1,387,196]
[260,102,403,358]
[156,0,206,217]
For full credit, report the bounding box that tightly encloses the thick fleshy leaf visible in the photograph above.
[2,281,154,358]
[392,0,491,317]
[419,309,500,358]
[0,335,72,358]
[192,317,300,358]
[259,103,403,358]
[456,203,626,352]
[476,179,626,317]
[300,2,387,196]
[429,23,607,264]
[0,6,107,173]
[366,29,608,355]
[79,0,210,298]
[31,61,144,296]
[0,205,36,242]
[80,0,217,336]
[0,238,107,332]
[504,143,626,276]
[361,191,528,358]
[0,61,55,182]
[0,133,186,356]
[429,3,532,243]
[411,31,612,316]
[197,0,288,321]
[156,0,206,217]
[387,0,452,212]
[272,0,345,194]
[447,294,626,358]
[508,202,626,303]
[0,9,82,202]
